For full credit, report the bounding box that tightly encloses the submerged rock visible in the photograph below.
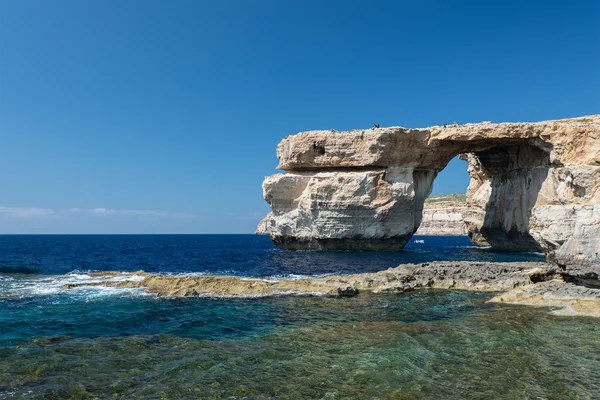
[490,280,600,317]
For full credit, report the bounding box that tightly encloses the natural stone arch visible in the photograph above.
[260,116,600,275]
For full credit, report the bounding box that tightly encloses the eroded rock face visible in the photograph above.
[259,194,470,236]
[461,144,551,252]
[262,168,435,250]
[414,196,468,236]
[262,115,600,269]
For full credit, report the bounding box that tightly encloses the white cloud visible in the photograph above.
[91,207,116,215]
[223,211,267,220]
[0,206,198,220]
[0,206,58,218]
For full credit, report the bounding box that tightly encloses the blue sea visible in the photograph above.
[1,235,598,399]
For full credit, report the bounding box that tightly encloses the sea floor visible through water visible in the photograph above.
[1,235,598,399]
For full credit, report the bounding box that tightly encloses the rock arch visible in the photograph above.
[259,116,600,275]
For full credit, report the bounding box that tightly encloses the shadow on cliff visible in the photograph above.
[466,142,551,252]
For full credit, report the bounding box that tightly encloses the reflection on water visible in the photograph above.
[1,291,599,399]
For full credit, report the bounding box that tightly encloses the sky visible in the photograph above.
[0,0,598,233]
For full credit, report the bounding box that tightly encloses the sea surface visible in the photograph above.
[1,235,598,399]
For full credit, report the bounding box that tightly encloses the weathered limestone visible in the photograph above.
[66,261,555,297]
[259,194,469,236]
[65,262,600,317]
[490,280,600,317]
[461,144,551,252]
[262,168,435,250]
[414,195,468,236]
[255,214,271,235]
[262,115,600,272]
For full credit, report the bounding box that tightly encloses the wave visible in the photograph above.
[0,271,147,300]
[0,268,342,302]
[258,273,334,282]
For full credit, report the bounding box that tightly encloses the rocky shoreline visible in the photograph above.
[65,261,600,317]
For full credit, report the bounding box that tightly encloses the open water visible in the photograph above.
[1,235,598,399]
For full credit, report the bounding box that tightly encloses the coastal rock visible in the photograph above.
[262,115,600,266]
[414,195,468,236]
[530,204,600,278]
[255,213,272,234]
[258,194,469,236]
[490,280,600,317]
[262,168,435,250]
[65,262,600,317]
[66,261,554,297]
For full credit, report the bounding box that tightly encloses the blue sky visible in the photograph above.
[0,0,598,233]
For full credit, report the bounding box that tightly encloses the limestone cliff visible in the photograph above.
[414,194,468,236]
[262,115,600,274]
[255,214,271,235]
[258,194,469,236]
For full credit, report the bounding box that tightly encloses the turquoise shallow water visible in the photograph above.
[1,292,599,399]
[1,235,598,399]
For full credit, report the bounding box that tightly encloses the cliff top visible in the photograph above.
[276,115,600,171]
[424,193,466,204]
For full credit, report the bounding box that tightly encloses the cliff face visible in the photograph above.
[261,115,600,273]
[258,194,469,236]
[414,195,468,236]
[261,168,435,250]
[255,214,271,235]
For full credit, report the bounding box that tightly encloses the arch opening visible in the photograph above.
[418,140,552,252]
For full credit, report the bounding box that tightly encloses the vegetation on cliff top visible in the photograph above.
[425,193,466,204]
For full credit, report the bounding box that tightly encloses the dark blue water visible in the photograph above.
[3,235,596,400]
[0,234,544,277]
[0,234,543,346]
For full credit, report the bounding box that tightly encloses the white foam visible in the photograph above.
[166,270,237,277]
[257,273,333,282]
[0,271,148,300]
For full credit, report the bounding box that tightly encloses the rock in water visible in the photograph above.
[260,116,600,274]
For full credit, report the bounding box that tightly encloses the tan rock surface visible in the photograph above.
[276,116,600,170]
[66,261,554,298]
[262,168,435,250]
[67,263,600,317]
[414,195,468,236]
[490,280,600,317]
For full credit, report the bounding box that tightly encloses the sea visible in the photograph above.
[0,235,598,399]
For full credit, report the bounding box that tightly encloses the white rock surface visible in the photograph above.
[261,168,435,250]
[414,201,467,236]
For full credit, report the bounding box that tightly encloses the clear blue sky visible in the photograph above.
[0,0,598,233]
